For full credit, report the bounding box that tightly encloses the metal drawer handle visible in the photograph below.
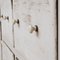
[5,16,9,21]
[13,19,20,26]
[28,25,38,33]
[0,15,9,21]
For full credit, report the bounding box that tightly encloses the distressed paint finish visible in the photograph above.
[0,0,57,60]
[13,0,56,60]
[0,0,13,60]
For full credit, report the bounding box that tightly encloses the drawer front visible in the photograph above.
[13,0,57,60]
[0,0,57,60]
[0,0,13,60]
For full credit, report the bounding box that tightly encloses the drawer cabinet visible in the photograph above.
[0,0,57,60]
[13,0,57,60]
[0,0,13,60]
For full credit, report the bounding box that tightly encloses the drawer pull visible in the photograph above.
[0,15,9,21]
[28,25,38,33]
[13,19,20,27]
[6,16,9,21]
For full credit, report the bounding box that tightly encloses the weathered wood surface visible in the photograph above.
[0,0,57,60]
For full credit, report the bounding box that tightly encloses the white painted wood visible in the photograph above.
[0,40,27,60]
[0,0,57,60]
[13,0,57,60]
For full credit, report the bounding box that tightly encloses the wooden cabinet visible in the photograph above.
[13,0,57,60]
[0,0,57,60]
[0,0,13,60]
